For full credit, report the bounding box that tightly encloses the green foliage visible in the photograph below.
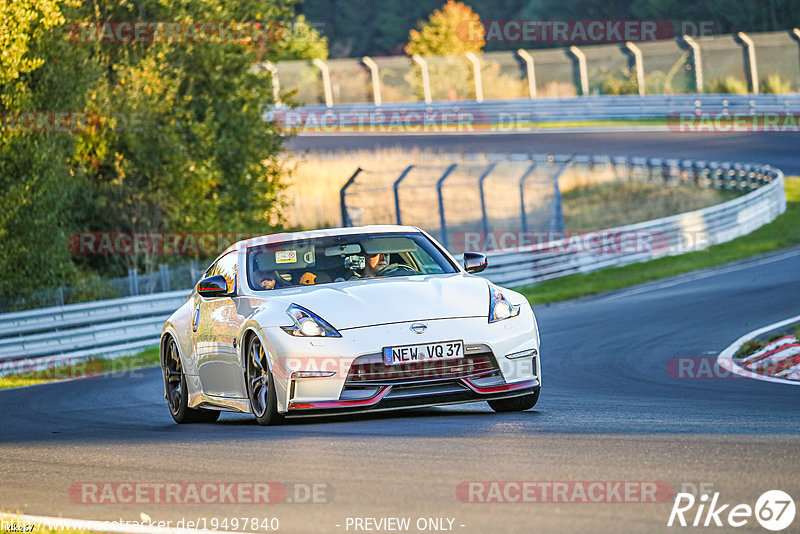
[272,15,328,60]
[760,74,792,94]
[0,0,93,298]
[404,1,484,101]
[706,76,749,94]
[405,0,484,56]
[734,339,765,359]
[0,0,326,302]
[0,0,65,85]
[589,68,639,95]
[300,0,800,56]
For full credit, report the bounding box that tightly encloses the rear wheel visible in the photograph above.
[163,337,220,423]
[246,336,283,426]
[488,388,540,412]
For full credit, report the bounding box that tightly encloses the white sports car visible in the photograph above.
[160,225,541,425]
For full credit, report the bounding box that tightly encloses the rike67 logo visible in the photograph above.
[668,490,796,531]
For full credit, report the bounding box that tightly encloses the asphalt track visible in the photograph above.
[289,130,800,175]
[2,247,799,533]
[2,131,799,533]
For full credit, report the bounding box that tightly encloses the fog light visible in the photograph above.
[506,348,537,359]
[291,370,336,379]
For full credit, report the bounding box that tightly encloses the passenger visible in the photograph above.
[253,270,286,290]
[299,272,332,285]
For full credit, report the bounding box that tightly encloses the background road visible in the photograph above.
[2,247,799,533]
[289,131,800,175]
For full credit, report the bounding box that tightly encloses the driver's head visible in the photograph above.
[368,253,388,271]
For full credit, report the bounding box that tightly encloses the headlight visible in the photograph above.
[281,304,341,337]
[489,286,521,323]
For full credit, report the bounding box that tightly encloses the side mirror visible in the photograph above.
[197,274,230,298]
[463,252,488,274]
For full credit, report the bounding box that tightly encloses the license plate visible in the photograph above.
[383,340,465,366]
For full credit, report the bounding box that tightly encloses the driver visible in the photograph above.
[361,253,389,277]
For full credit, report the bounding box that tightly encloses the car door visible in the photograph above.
[194,250,248,398]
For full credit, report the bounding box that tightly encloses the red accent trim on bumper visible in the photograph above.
[461,378,538,394]
[288,386,391,410]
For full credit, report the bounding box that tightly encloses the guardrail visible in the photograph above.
[0,290,188,374]
[271,94,800,133]
[480,161,785,287]
[0,156,786,375]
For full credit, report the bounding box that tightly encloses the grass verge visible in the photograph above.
[0,345,160,390]
[519,177,800,305]
[734,322,800,359]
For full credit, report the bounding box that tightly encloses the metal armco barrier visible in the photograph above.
[0,156,786,374]
[481,165,785,287]
[271,94,800,131]
[0,290,189,375]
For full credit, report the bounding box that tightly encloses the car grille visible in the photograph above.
[344,350,500,386]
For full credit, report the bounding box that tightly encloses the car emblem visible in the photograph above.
[410,322,427,334]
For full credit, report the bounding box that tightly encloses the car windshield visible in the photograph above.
[246,232,457,291]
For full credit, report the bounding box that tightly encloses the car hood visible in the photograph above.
[266,274,490,330]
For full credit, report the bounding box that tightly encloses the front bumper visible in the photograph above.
[262,312,540,414]
[286,378,540,416]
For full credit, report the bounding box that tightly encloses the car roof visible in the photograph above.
[222,225,423,255]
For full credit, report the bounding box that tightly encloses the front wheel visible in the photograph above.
[163,337,220,424]
[246,336,284,426]
[488,388,540,412]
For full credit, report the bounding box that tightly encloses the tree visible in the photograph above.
[0,0,329,307]
[405,0,485,56]
[0,0,92,301]
[404,1,485,101]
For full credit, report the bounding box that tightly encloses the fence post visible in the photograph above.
[393,165,415,225]
[550,159,572,233]
[340,167,363,227]
[312,58,334,107]
[436,164,458,250]
[464,52,484,102]
[128,269,139,296]
[517,49,537,98]
[517,162,539,233]
[262,61,282,107]
[682,36,704,93]
[478,162,498,236]
[190,260,200,284]
[568,46,589,96]
[362,56,382,107]
[736,32,759,94]
[624,41,646,96]
[411,54,432,104]
[159,264,170,292]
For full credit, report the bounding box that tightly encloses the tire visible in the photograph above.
[488,388,540,413]
[163,336,220,424]
[246,335,284,426]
